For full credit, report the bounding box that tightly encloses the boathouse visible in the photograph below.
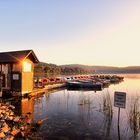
[0,50,39,97]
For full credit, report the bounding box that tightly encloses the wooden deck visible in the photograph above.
[31,88,46,96]
[45,83,66,90]
[31,83,66,97]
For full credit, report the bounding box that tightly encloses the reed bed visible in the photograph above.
[102,91,113,119]
[128,96,140,137]
[101,91,113,138]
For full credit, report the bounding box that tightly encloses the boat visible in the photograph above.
[67,81,103,90]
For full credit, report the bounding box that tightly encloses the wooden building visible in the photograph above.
[0,50,39,97]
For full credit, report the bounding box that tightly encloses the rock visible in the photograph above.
[0,132,5,138]
[26,119,32,125]
[21,131,25,137]
[1,123,9,133]
[5,111,10,116]
[4,135,14,140]
[31,119,43,129]
[11,127,20,136]
[0,121,4,128]
[2,110,6,114]
[4,116,8,120]
[0,106,7,110]
[37,119,43,126]
[0,110,2,114]
[9,105,15,110]
[8,116,14,121]
[20,126,25,131]
[9,112,14,116]
[14,131,25,139]
[0,103,40,139]
[13,116,20,122]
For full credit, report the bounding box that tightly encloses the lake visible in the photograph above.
[7,74,140,140]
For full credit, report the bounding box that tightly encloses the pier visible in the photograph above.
[0,50,124,98]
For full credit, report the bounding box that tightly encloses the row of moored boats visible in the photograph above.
[66,75,124,90]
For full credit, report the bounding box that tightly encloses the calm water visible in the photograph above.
[8,74,140,139]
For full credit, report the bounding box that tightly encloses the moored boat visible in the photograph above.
[67,81,103,90]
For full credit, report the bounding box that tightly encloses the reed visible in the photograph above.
[78,95,92,106]
[100,91,113,138]
[102,91,113,119]
[128,96,140,137]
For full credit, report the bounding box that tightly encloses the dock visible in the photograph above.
[45,83,66,90]
[30,83,66,97]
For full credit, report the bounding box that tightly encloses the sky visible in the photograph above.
[0,0,140,67]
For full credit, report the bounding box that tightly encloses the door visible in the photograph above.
[11,72,21,92]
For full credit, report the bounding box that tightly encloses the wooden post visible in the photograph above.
[114,91,126,140]
[4,64,8,88]
[118,107,121,140]
[118,107,120,126]
[10,64,13,91]
[0,64,2,97]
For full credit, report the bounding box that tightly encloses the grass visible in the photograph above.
[101,91,113,137]
[102,91,113,119]
[128,96,140,137]
[78,93,93,107]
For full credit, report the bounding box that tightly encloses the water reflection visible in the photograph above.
[101,92,113,139]
[36,75,140,139]
[1,74,140,139]
[0,97,34,117]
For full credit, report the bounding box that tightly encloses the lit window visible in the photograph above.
[23,61,31,72]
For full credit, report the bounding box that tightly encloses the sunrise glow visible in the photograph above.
[0,1,140,67]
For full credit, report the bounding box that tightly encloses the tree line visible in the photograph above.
[34,62,95,78]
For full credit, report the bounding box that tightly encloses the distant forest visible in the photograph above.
[60,64,140,74]
[34,62,95,77]
[34,63,140,78]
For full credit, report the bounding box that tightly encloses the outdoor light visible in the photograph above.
[23,61,31,72]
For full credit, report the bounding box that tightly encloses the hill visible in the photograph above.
[60,64,140,74]
[34,62,94,77]
[35,62,140,78]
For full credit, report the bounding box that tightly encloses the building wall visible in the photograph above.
[0,64,12,89]
[21,59,34,94]
[13,63,22,71]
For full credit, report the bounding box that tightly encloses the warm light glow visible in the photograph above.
[23,61,31,72]
[1,1,140,67]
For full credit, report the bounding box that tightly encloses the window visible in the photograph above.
[23,61,32,72]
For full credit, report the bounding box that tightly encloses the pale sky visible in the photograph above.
[0,0,140,67]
